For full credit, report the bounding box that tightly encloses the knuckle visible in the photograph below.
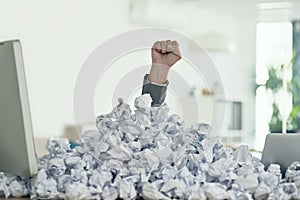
[153,41,159,46]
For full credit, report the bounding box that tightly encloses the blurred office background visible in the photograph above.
[0,0,300,151]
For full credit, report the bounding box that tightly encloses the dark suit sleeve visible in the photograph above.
[142,74,169,107]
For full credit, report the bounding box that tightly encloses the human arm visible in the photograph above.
[142,40,181,106]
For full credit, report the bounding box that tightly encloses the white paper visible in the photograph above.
[2,95,300,199]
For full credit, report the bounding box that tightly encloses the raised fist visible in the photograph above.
[151,40,182,68]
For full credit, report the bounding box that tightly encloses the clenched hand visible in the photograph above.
[149,40,182,84]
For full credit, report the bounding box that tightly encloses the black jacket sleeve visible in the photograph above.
[141,74,169,107]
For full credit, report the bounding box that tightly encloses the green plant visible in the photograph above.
[255,55,300,133]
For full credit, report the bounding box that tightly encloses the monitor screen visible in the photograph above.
[0,40,37,177]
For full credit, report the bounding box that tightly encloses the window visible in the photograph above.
[255,22,293,150]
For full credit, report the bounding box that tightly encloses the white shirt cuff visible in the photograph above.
[144,74,169,87]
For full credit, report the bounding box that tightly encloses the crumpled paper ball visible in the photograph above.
[1,94,300,199]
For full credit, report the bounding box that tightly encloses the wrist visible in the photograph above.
[148,64,170,84]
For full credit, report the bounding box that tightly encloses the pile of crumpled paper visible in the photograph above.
[1,94,300,199]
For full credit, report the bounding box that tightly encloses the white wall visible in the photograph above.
[0,0,132,137]
[0,0,257,142]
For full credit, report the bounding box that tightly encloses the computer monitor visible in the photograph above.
[0,40,37,177]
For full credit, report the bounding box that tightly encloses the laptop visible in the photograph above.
[261,133,300,175]
[0,40,38,177]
